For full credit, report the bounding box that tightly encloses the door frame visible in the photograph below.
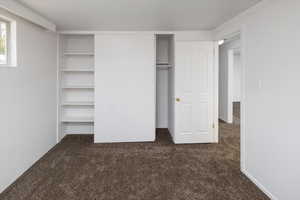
[213,42,219,143]
[216,27,246,170]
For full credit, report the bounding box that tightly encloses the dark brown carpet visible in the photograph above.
[0,104,269,200]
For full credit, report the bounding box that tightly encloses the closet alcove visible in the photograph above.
[156,34,175,134]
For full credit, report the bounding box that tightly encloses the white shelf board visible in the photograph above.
[62,101,94,106]
[61,117,94,123]
[63,51,94,56]
[61,68,94,72]
[62,85,94,89]
[157,64,172,69]
[156,63,170,65]
[64,132,94,135]
[157,65,172,69]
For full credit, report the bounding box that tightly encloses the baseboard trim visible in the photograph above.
[241,168,278,200]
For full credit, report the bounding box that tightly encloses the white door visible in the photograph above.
[94,33,156,143]
[174,41,215,144]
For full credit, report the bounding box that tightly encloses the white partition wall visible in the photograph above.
[94,33,156,143]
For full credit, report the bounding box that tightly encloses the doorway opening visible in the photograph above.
[219,35,241,124]
[218,33,243,163]
[155,34,175,141]
[230,48,241,125]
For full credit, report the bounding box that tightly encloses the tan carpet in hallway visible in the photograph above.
[0,103,269,200]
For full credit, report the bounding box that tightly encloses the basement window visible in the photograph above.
[0,19,9,65]
[0,16,17,67]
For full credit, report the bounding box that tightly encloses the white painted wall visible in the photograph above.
[0,8,57,193]
[156,69,169,128]
[174,31,213,41]
[219,38,240,122]
[215,0,300,199]
[233,52,241,102]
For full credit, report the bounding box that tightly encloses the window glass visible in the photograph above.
[0,21,7,65]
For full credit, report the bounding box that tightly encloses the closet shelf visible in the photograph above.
[61,117,94,123]
[63,51,94,56]
[157,63,172,68]
[64,132,94,135]
[62,101,94,106]
[62,85,94,89]
[61,68,94,72]
[157,65,172,69]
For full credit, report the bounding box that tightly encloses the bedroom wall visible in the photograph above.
[0,8,57,192]
[215,0,300,199]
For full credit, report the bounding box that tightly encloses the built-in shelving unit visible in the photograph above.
[58,34,95,139]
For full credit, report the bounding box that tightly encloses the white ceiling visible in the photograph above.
[17,0,261,31]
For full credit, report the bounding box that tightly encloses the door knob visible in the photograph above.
[176,98,181,102]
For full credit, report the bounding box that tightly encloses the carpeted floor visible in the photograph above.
[0,103,269,200]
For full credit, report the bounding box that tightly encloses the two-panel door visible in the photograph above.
[174,41,216,144]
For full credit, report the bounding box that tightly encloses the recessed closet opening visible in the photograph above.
[58,34,95,140]
[155,34,175,139]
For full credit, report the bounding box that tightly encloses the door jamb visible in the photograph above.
[213,42,219,143]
